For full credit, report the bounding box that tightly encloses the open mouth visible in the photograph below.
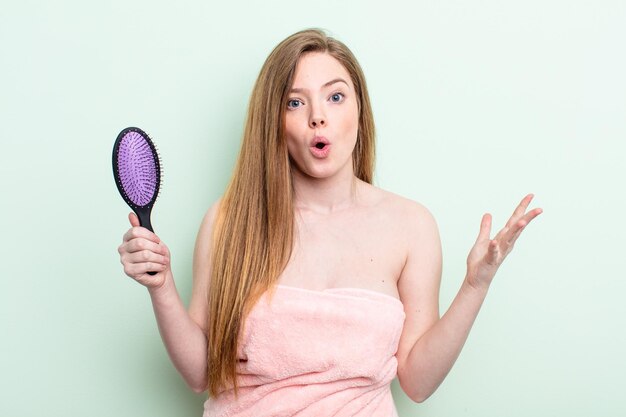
[310,137,330,156]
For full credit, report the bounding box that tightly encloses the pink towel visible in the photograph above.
[203,284,406,417]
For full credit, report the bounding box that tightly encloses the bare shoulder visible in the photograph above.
[358,181,438,232]
[358,181,441,290]
[189,198,222,331]
[197,198,223,239]
[194,198,223,265]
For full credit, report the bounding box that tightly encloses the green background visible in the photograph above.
[1,0,624,416]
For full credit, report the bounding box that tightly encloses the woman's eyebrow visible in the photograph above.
[290,78,349,93]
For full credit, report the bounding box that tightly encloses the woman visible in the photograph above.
[118,29,542,416]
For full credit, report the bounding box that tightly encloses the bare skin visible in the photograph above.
[117,52,542,400]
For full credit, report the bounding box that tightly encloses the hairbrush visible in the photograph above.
[112,127,162,275]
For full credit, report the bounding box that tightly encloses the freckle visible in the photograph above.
[370,258,373,262]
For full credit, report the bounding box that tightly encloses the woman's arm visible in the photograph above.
[396,195,542,402]
[118,202,220,393]
[147,270,208,392]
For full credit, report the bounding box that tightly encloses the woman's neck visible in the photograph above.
[291,167,358,215]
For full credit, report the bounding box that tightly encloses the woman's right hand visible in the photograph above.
[118,212,171,289]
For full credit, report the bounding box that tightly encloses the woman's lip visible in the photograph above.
[309,143,331,158]
[310,136,330,147]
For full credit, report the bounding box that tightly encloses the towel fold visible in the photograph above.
[204,285,406,417]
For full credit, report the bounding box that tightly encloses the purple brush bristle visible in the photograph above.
[117,131,158,207]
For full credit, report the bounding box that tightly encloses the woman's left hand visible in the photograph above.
[465,194,543,291]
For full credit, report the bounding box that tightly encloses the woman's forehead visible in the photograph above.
[291,52,353,91]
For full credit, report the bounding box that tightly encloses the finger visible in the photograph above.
[126,238,169,257]
[124,261,167,279]
[474,213,492,245]
[122,225,161,244]
[121,249,170,275]
[523,207,543,223]
[486,239,499,265]
[505,194,534,228]
[506,219,527,245]
[506,207,543,245]
[125,249,170,267]
[128,212,140,227]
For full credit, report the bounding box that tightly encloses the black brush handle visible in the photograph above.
[134,206,157,276]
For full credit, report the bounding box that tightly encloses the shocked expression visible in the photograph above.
[284,52,359,180]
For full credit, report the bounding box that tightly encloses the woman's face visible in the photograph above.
[284,52,359,181]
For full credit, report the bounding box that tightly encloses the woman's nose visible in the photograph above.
[309,106,326,128]
[310,117,325,128]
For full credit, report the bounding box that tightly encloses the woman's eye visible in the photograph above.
[330,93,344,103]
[287,99,302,109]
